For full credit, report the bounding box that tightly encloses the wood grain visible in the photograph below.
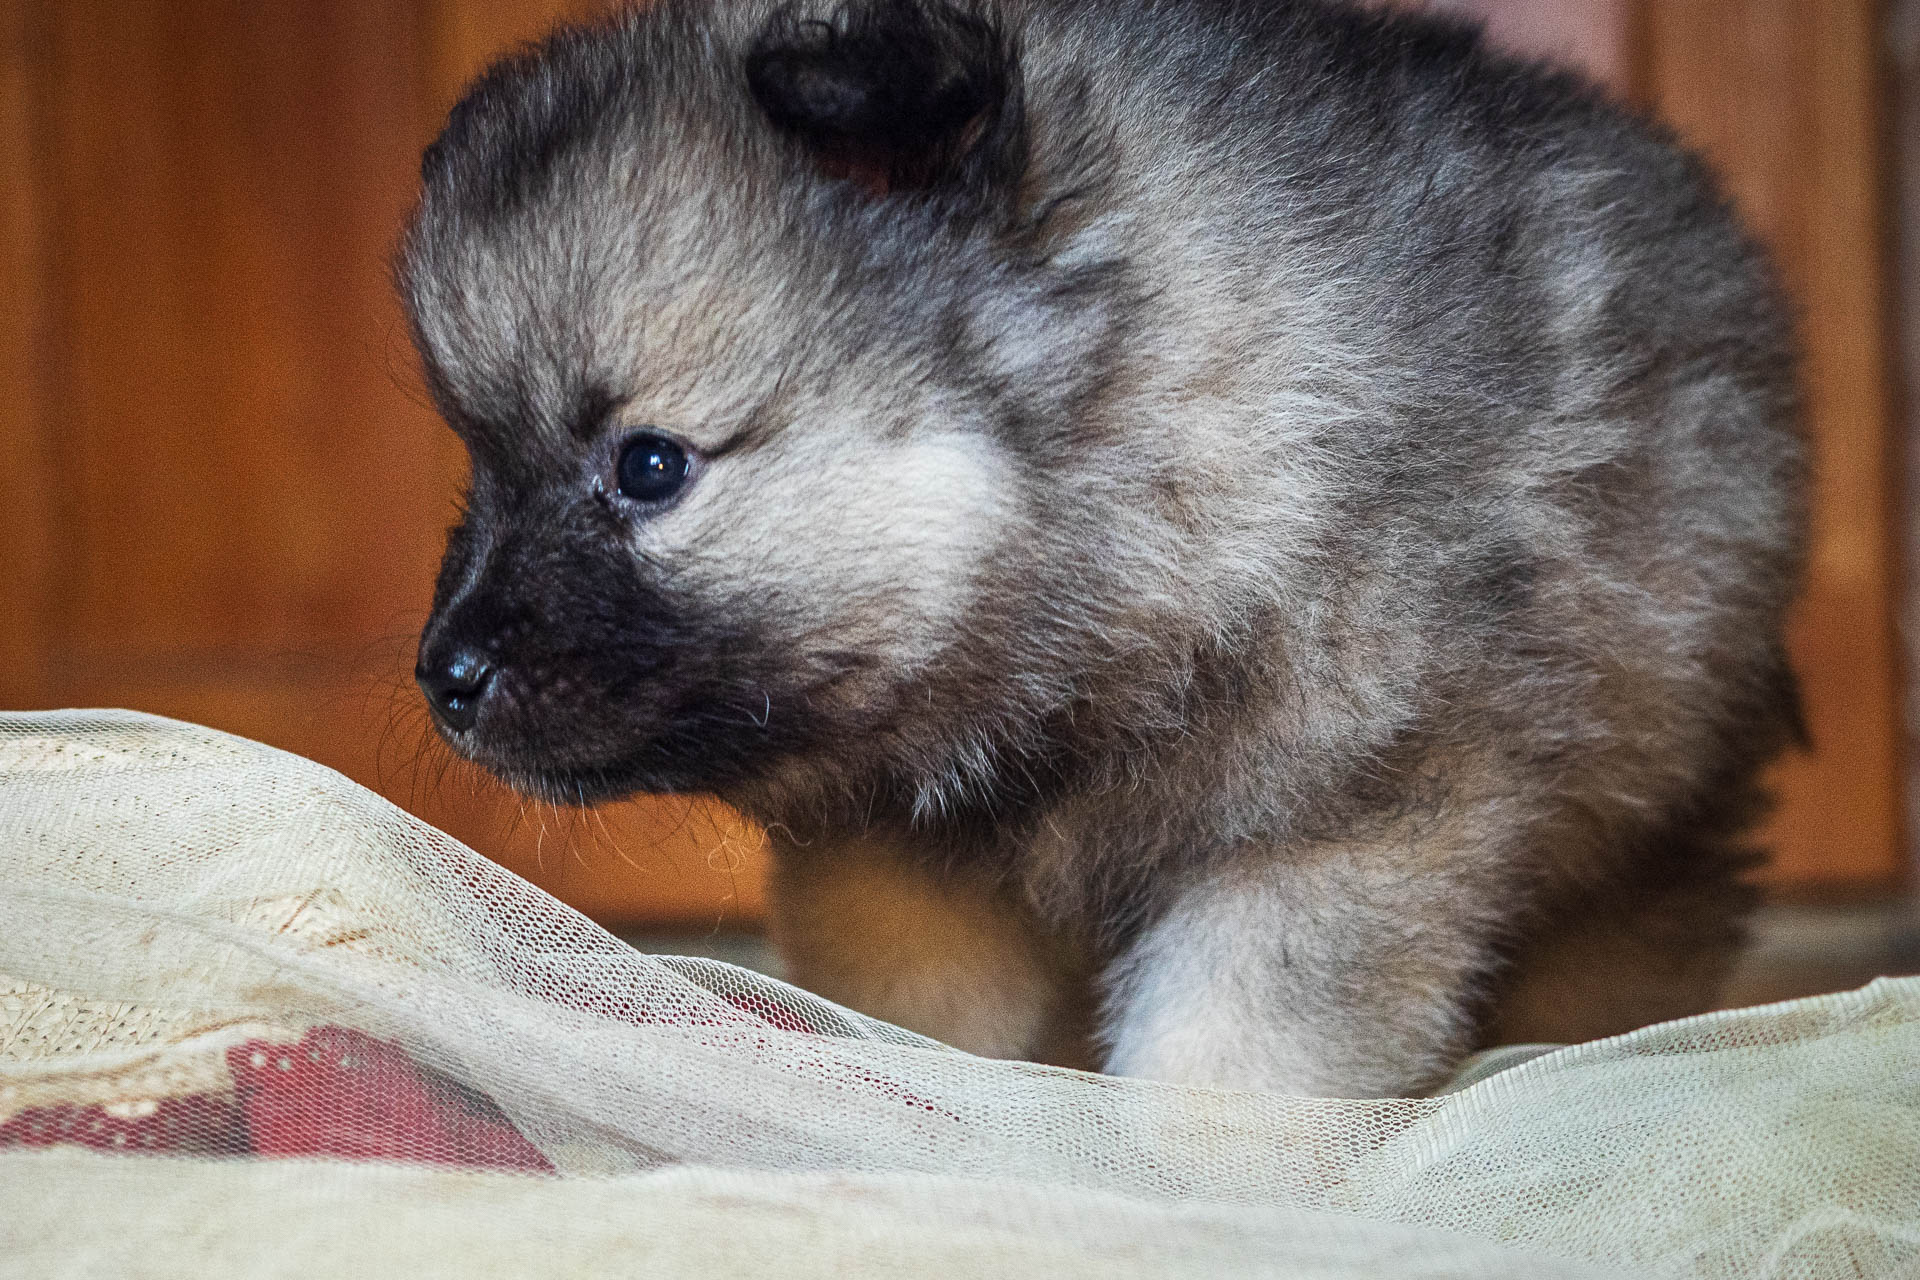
[0,0,55,707]
[41,2,452,659]
[1,0,1899,927]
[7,0,766,926]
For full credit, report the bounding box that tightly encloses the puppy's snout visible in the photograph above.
[416,646,496,733]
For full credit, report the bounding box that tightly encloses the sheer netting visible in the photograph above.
[1,710,1914,1278]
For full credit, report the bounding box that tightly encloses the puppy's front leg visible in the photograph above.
[768,832,1096,1067]
[1100,837,1512,1097]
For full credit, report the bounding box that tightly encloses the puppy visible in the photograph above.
[400,0,1805,1096]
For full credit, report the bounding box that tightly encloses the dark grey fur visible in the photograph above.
[399,0,1806,1095]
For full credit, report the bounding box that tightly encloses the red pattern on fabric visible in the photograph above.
[229,1027,553,1172]
[722,987,820,1034]
[0,1027,553,1172]
[0,1093,249,1157]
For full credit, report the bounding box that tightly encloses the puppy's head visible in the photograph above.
[398,0,1139,819]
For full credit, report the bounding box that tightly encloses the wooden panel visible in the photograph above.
[0,0,55,706]
[1644,0,1903,891]
[6,0,767,927]
[42,2,453,657]
[4,0,1898,928]
[1901,0,1920,889]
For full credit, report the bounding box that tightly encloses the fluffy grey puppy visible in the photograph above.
[400,0,1805,1096]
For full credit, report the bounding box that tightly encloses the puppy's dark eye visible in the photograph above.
[616,431,690,502]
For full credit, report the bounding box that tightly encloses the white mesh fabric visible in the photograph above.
[1,709,1915,1278]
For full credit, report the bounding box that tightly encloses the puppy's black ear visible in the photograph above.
[745,0,1024,207]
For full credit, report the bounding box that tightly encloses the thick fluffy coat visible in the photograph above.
[400,0,1805,1095]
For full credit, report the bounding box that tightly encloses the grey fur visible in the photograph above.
[399,0,1806,1095]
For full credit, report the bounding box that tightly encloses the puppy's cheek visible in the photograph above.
[656,429,1021,677]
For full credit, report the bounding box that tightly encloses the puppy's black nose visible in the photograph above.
[416,649,495,732]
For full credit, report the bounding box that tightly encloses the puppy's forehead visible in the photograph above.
[407,168,953,472]
[408,207,843,469]
[399,8,741,452]
[399,1,978,462]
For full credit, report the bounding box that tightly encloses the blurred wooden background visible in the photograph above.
[0,0,1904,926]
